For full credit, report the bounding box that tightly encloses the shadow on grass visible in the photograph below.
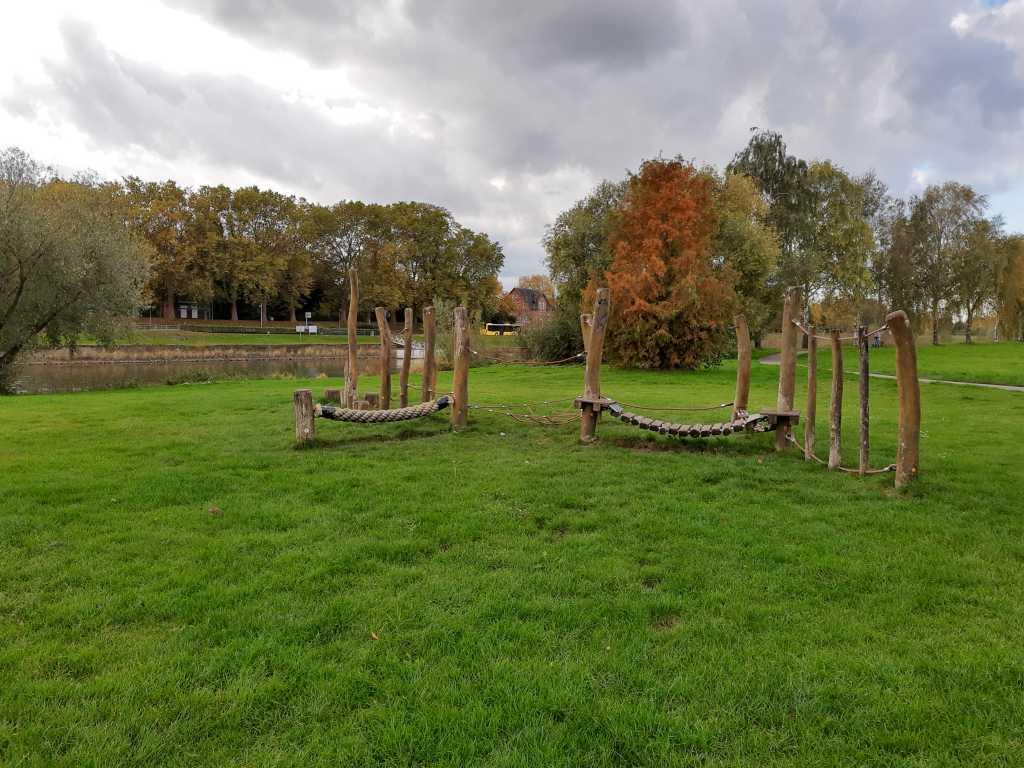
[294,424,452,451]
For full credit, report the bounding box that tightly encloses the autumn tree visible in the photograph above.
[517,274,555,298]
[604,158,735,369]
[995,235,1024,340]
[950,217,1001,343]
[119,178,197,319]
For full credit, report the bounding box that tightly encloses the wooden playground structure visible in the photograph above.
[294,283,921,489]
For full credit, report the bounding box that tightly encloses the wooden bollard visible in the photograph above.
[804,326,817,461]
[421,306,436,403]
[374,307,391,409]
[579,288,610,443]
[451,306,470,429]
[733,314,751,421]
[829,330,843,470]
[858,325,870,476]
[886,310,921,488]
[324,387,342,403]
[400,307,413,407]
[344,268,359,407]
[775,286,801,451]
[293,389,315,445]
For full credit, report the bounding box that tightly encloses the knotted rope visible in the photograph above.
[604,401,772,437]
[316,395,451,424]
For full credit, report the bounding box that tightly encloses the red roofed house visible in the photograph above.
[504,287,555,326]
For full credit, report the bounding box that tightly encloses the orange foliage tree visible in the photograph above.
[602,158,736,369]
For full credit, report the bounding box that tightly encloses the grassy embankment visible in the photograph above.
[2,346,1023,766]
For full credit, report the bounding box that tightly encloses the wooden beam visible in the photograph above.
[829,330,843,470]
[451,306,470,429]
[293,389,315,445]
[374,307,392,409]
[733,314,751,421]
[421,306,436,403]
[399,307,413,407]
[580,312,593,356]
[886,310,921,487]
[804,325,817,461]
[775,287,801,451]
[580,288,610,443]
[343,268,359,407]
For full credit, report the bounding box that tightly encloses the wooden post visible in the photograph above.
[400,307,413,407]
[580,313,593,356]
[733,314,751,421]
[886,310,921,488]
[421,306,436,403]
[375,307,391,409]
[344,269,359,407]
[579,288,610,443]
[293,389,315,445]
[451,306,470,429]
[829,330,843,470]
[858,325,870,476]
[775,287,801,451]
[804,326,817,461]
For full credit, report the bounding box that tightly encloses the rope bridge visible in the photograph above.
[606,401,783,437]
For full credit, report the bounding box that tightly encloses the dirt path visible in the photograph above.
[758,353,1024,393]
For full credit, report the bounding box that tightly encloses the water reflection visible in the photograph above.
[11,354,420,394]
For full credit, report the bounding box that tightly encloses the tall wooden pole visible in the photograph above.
[580,313,593,356]
[293,389,315,445]
[804,326,817,461]
[399,307,413,407]
[775,286,801,451]
[829,330,843,470]
[858,325,870,476]
[733,314,751,421]
[344,268,359,407]
[886,310,921,487]
[451,307,470,430]
[421,306,436,403]
[579,288,610,443]
[374,307,392,409]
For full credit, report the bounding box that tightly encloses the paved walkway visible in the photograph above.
[758,352,1024,393]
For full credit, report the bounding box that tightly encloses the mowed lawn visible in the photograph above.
[2,350,1023,766]
[821,338,1024,388]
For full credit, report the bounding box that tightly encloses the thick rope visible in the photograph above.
[609,398,733,413]
[316,395,451,424]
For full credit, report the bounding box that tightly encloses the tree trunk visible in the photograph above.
[162,284,176,320]
[931,302,940,345]
[965,307,973,344]
[290,305,297,323]
[230,300,239,322]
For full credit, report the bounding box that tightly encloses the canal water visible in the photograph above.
[10,354,420,395]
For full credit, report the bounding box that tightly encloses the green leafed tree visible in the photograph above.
[1,148,150,389]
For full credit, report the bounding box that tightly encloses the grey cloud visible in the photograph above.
[9,1,1024,277]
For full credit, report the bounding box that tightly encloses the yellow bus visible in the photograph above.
[481,322,521,336]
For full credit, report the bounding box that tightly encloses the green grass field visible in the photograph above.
[821,340,1024,388]
[2,348,1023,766]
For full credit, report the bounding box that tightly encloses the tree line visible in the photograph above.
[1,146,504,388]
[118,177,504,324]
[541,130,1024,368]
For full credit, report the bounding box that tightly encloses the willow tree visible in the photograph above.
[0,148,149,389]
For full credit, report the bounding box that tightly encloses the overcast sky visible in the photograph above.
[2,0,1022,284]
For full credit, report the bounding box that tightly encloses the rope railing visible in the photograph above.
[471,350,585,366]
[792,320,889,342]
[608,398,733,413]
[785,434,895,475]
